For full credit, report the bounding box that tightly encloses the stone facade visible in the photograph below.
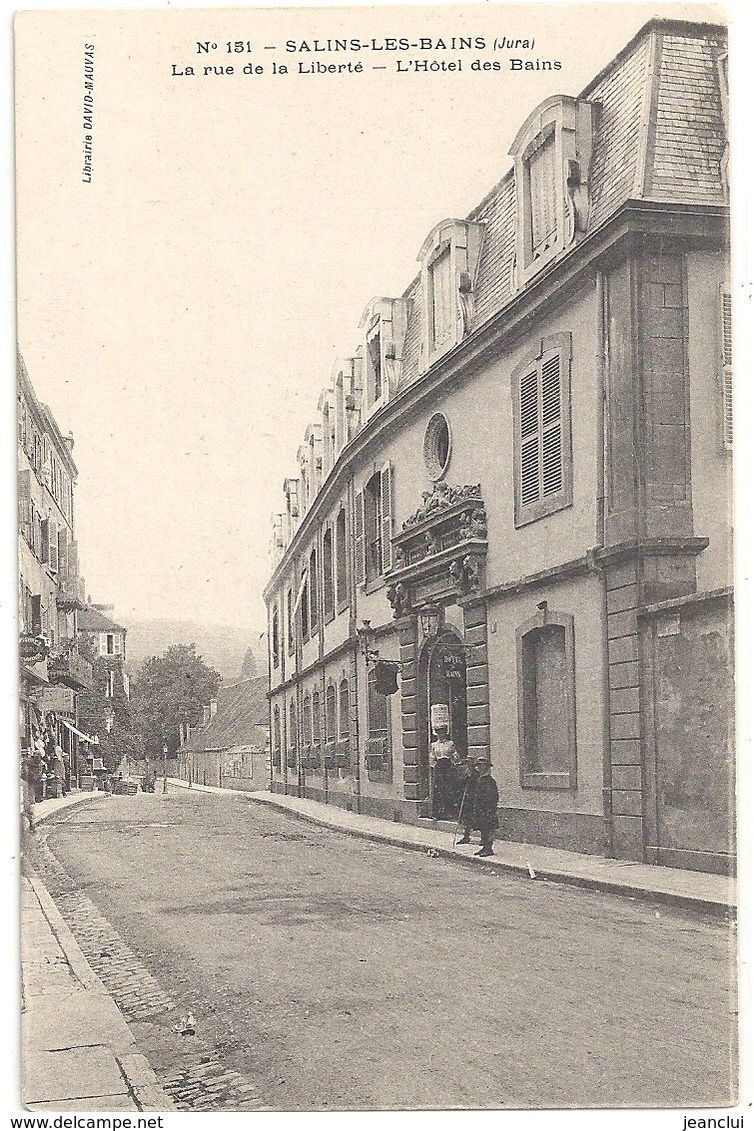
[263,20,733,872]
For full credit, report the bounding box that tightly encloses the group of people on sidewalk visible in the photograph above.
[430,724,499,857]
[23,717,71,803]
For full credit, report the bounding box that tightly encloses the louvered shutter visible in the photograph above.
[529,134,558,256]
[354,490,365,587]
[519,367,540,507]
[18,471,31,537]
[541,353,563,497]
[40,518,50,564]
[68,539,79,578]
[48,520,58,572]
[57,527,69,579]
[722,291,733,449]
[31,595,42,636]
[380,461,393,574]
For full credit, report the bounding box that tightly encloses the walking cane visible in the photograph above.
[452,782,470,848]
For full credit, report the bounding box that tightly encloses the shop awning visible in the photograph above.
[59,718,100,744]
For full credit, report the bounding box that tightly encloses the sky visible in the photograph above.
[14,0,724,632]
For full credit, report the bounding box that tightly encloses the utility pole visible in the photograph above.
[162,741,168,794]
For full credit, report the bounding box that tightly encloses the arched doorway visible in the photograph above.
[416,627,468,816]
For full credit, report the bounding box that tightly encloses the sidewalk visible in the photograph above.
[21,791,176,1112]
[169,779,737,917]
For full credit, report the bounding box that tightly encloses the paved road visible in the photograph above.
[39,790,736,1111]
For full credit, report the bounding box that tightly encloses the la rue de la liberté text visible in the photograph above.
[171,37,562,77]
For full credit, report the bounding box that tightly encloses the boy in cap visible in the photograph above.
[471,757,499,857]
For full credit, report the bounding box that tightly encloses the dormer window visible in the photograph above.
[418,219,484,369]
[510,95,598,286]
[358,298,410,415]
[367,323,382,403]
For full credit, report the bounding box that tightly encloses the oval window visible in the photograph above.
[423,413,452,481]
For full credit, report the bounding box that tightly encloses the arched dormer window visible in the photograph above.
[509,95,599,286]
[418,219,484,369]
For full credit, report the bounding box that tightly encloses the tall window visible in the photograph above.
[300,573,309,640]
[336,507,348,608]
[323,528,334,621]
[364,473,382,581]
[309,548,319,634]
[325,684,337,742]
[516,611,576,790]
[273,707,282,770]
[312,690,321,752]
[302,694,312,758]
[357,463,393,585]
[105,669,115,698]
[512,334,572,527]
[287,588,294,654]
[367,666,390,742]
[271,606,280,668]
[288,699,297,769]
[338,678,350,740]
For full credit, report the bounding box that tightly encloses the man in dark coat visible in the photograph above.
[471,757,499,857]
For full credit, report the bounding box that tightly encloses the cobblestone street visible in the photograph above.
[30,790,737,1111]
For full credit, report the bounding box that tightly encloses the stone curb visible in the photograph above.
[23,864,178,1112]
[170,779,735,920]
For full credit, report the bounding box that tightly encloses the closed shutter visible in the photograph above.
[68,539,79,577]
[57,527,69,579]
[541,353,562,497]
[40,519,50,564]
[48,520,58,572]
[722,291,733,449]
[530,132,558,256]
[519,367,540,506]
[354,490,365,587]
[380,461,393,573]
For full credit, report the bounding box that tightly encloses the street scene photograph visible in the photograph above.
[12,0,741,1120]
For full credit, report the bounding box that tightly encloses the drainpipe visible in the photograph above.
[595,269,614,858]
[348,474,362,814]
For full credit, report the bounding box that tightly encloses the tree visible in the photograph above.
[131,643,222,759]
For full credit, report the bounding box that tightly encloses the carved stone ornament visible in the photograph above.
[387,581,410,617]
[402,481,482,530]
[449,553,483,595]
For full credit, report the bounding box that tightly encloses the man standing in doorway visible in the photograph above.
[472,757,499,858]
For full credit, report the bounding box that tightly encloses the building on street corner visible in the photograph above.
[263,20,733,875]
[177,675,270,790]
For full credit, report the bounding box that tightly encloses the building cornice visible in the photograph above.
[264,199,728,604]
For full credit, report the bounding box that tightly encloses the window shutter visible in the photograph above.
[68,539,79,577]
[40,519,50,564]
[354,490,365,587]
[48,520,59,572]
[722,291,733,449]
[18,470,31,536]
[519,367,540,506]
[541,353,563,497]
[380,461,393,573]
[57,528,69,579]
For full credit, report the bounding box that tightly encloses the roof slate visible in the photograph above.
[181,675,269,753]
[78,607,127,633]
[393,21,726,395]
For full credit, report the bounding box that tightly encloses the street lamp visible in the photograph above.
[419,608,441,639]
[162,742,168,794]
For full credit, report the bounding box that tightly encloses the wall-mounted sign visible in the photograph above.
[37,687,75,714]
[430,703,450,730]
[441,650,466,682]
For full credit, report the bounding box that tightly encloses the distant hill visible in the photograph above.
[124,617,266,683]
